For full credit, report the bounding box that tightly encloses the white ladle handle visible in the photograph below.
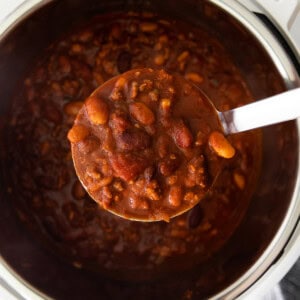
[219,88,300,134]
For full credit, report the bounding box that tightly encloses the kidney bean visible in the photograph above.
[78,30,93,42]
[208,131,235,158]
[187,203,204,229]
[177,51,189,62]
[129,81,139,99]
[185,72,203,84]
[129,102,155,125]
[116,128,151,151]
[156,135,169,158]
[71,43,84,54]
[63,101,84,116]
[170,119,193,148]
[110,153,148,181]
[85,96,109,125]
[140,22,158,32]
[233,171,246,190]
[67,124,89,143]
[154,54,165,66]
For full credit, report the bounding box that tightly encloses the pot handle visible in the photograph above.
[238,0,300,57]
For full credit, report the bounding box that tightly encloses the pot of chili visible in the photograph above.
[0,0,299,299]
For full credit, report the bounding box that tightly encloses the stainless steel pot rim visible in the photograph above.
[210,0,300,299]
[0,0,299,299]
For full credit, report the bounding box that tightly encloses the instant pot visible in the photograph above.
[0,0,299,299]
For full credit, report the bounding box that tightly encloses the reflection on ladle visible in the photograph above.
[68,68,300,222]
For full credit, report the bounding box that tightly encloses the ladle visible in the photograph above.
[68,68,300,222]
[219,87,300,134]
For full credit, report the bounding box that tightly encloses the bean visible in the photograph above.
[158,34,168,43]
[68,124,89,143]
[110,153,148,181]
[78,30,93,42]
[129,102,155,125]
[115,77,127,88]
[63,101,84,116]
[185,72,203,84]
[102,60,115,75]
[187,203,204,229]
[168,186,182,207]
[85,96,109,125]
[233,171,245,190]
[116,128,151,151]
[71,43,84,54]
[208,131,235,158]
[177,51,189,62]
[62,79,79,97]
[170,119,193,148]
[156,135,169,158]
[154,54,165,66]
[130,81,139,99]
[140,22,158,32]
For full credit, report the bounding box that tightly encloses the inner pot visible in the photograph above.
[0,0,299,299]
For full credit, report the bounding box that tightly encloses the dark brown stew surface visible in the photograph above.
[69,68,233,221]
[4,12,261,276]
